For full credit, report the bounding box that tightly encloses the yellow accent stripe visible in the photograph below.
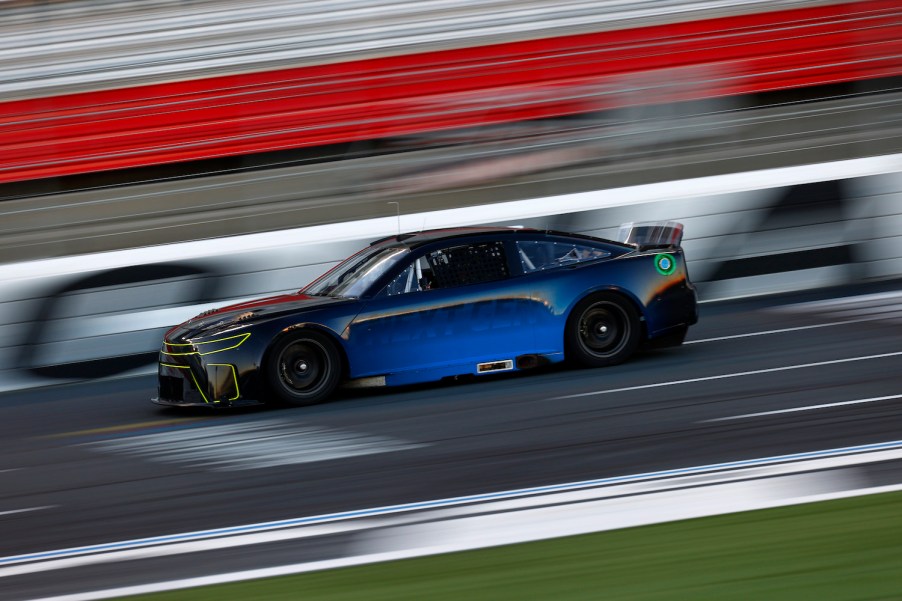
[208,363,241,401]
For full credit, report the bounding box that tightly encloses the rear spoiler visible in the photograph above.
[617,221,684,250]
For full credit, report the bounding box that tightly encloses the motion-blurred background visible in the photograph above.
[2,2,902,599]
[1,0,899,390]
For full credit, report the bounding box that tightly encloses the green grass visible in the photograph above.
[136,491,902,600]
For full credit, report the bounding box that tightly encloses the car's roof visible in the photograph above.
[369,226,529,247]
[370,226,632,250]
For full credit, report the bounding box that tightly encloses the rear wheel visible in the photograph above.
[266,330,341,406]
[566,293,641,367]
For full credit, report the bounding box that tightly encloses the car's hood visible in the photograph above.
[167,293,350,340]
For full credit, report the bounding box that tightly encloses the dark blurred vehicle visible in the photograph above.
[154,223,696,408]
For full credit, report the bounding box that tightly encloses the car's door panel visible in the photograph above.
[344,240,538,377]
[346,279,540,377]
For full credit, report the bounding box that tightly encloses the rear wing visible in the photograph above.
[617,221,684,251]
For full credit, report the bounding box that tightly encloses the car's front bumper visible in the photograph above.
[153,363,263,408]
[152,395,262,408]
[153,333,260,408]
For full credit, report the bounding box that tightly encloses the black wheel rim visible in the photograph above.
[277,339,331,397]
[577,302,629,358]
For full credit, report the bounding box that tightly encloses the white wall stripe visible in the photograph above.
[2,153,900,285]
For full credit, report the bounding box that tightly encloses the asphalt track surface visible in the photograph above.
[3,281,902,598]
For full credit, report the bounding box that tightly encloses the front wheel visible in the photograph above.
[565,293,641,367]
[265,330,342,406]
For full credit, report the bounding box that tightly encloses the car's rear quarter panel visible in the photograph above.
[530,249,696,352]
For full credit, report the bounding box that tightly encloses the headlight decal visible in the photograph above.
[163,333,251,356]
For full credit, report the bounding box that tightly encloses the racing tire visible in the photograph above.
[565,293,641,368]
[265,330,342,406]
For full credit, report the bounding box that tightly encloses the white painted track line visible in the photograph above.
[684,315,887,345]
[0,470,49,519]
[6,439,902,568]
[31,483,902,601]
[12,447,902,580]
[23,481,902,600]
[553,350,902,400]
[6,440,902,574]
[0,507,52,518]
[773,290,902,312]
[705,393,902,422]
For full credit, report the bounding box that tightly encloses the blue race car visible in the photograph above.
[154,223,697,408]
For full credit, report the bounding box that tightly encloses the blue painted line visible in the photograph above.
[4,438,902,566]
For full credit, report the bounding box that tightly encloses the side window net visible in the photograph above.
[385,256,432,295]
[517,241,610,273]
[427,242,509,288]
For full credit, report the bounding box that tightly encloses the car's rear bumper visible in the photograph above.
[687,282,699,325]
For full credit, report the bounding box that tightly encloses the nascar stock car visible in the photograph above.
[154,222,697,408]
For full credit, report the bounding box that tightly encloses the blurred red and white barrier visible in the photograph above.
[0,0,899,183]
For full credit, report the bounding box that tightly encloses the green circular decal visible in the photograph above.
[655,253,676,275]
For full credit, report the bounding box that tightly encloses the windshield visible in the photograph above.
[303,246,408,298]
